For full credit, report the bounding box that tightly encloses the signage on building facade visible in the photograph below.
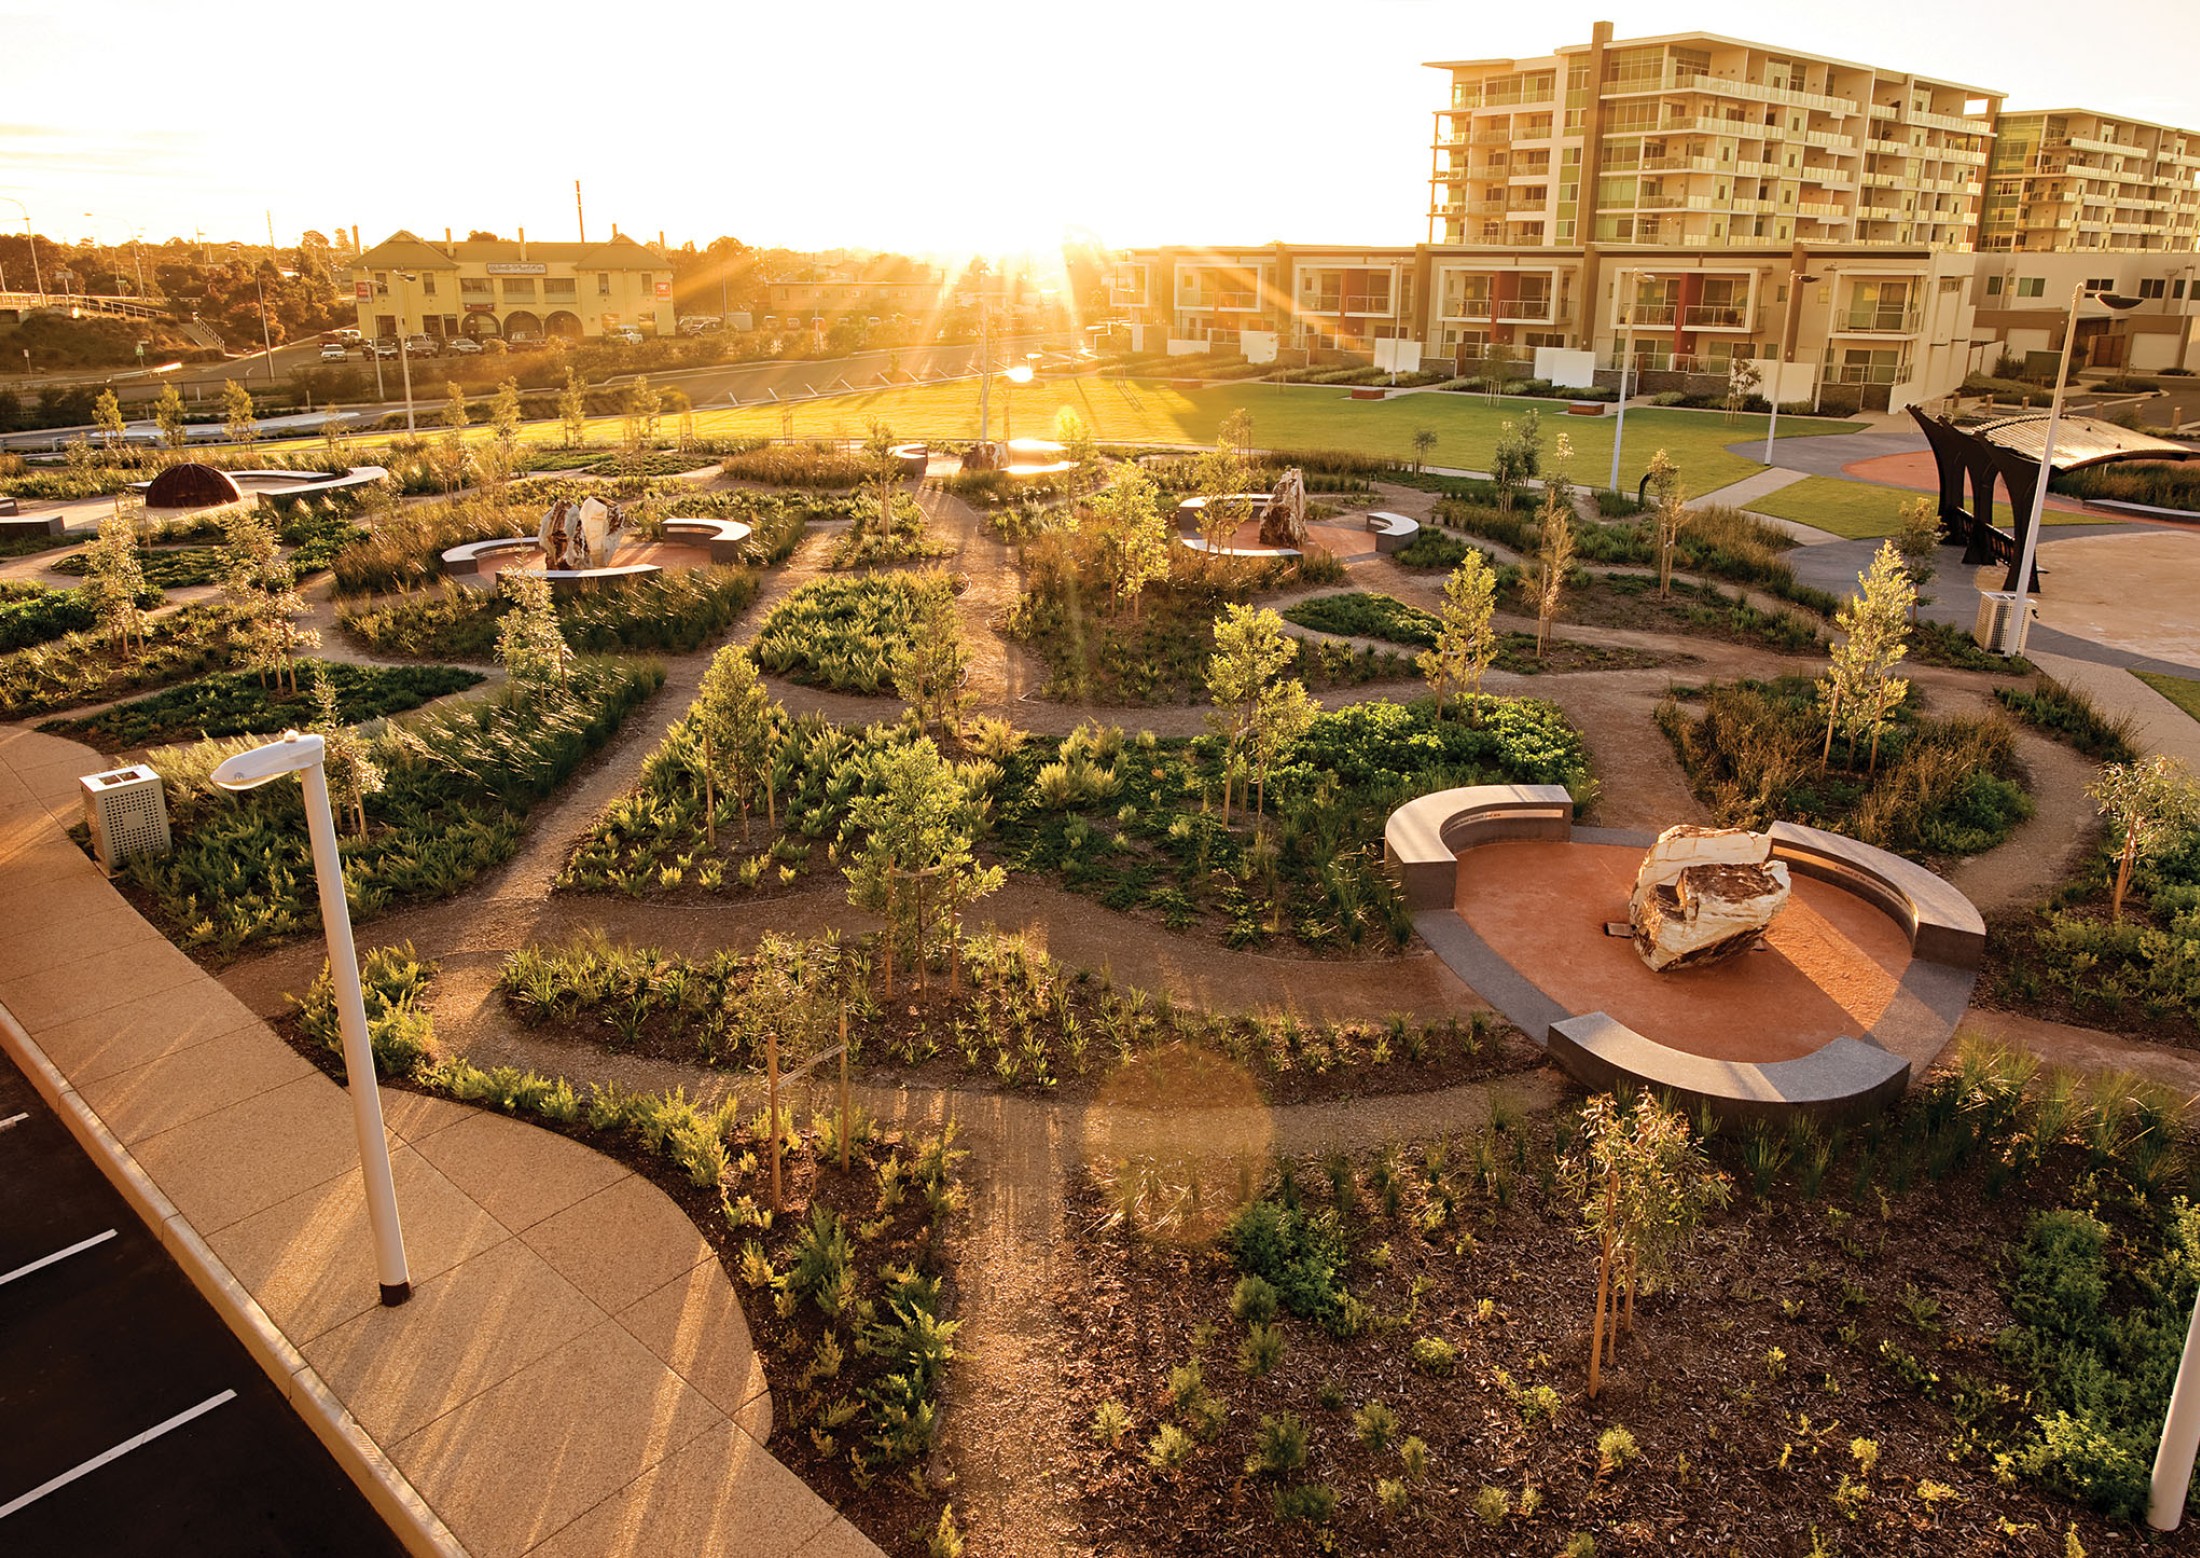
[486,262,548,276]
[654,280,671,298]
[464,302,496,313]
[354,280,373,300]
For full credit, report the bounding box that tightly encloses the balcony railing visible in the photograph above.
[1683,304,1751,329]
[1498,299,1556,322]
[1839,307,1920,332]
[1825,359,1909,385]
[1624,303,1680,326]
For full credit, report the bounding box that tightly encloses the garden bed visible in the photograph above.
[0,603,242,719]
[752,572,958,694]
[1560,574,1825,657]
[338,567,761,659]
[1051,1045,2196,1555]
[40,659,485,752]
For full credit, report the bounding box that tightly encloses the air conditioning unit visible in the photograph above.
[81,765,171,872]
[1973,590,2038,655]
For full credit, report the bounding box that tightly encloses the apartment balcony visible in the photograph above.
[1460,199,1508,215]
[1625,303,1680,326]
[1868,101,1898,119]
[1431,135,1468,150]
[1867,137,1912,155]
[1636,193,1718,211]
[1908,108,1989,135]
[2067,134,2128,156]
[1836,307,1921,334]
[1656,114,1757,138]
[1733,159,1783,178]
[1859,206,1906,221]
[1502,208,1548,222]
[1682,303,1755,330]
[1797,201,1847,219]
[1507,166,1555,181]
[1470,129,1515,145]
[1825,360,1910,386]
[1606,68,1856,117]
[1798,129,1857,152]
[1941,146,1989,166]
[1800,166,1857,189]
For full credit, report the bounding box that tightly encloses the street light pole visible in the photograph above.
[395,272,418,435]
[2151,1286,2200,1530]
[255,270,276,383]
[976,294,993,451]
[2002,282,2143,655]
[211,732,411,1307]
[1608,269,1637,493]
[0,197,44,302]
[1762,267,1820,465]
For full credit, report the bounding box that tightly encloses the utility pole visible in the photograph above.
[575,180,586,244]
[256,270,276,382]
[977,294,992,448]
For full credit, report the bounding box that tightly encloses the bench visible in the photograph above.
[440,536,542,578]
[888,443,930,480]
[0,509,67,537]
[1382,783,1575,910]
[1547,1012,1911,1129]
[661,516,755,564]
[1364,510,1420,554]
[1566,401,1607,416]
[1766,819,1986,970]
[1349,387,1388,401]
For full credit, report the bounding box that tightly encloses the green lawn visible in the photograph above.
[1746,475,2106,540]
[2135,669,2200,725]
[677,378,1863,495]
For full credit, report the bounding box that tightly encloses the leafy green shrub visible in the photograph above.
[1280,592,1441,649]
[43,660,483,750]
[1271,1483,1338,1524]
[1392,529,1473,570]
[0,603,243,719]
[1226,1198,1357,1336]
[1230,1273,1280,1326]
[340,567,758,660]
[1410,1335,1458,1376]
[753,571,953,694]
[52,546,221,589]
[2056,460,2200,513]
[720,442,883,488]
[0,586,96,653]
[1245,1412,1310,1477]
[1353,1399,1399,1451]
[291,942,439,1078]
[1237,1322,1286,1377]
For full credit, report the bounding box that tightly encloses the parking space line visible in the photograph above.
[0,1113,27,1132]
[0,1230,118,1288]
[0,1390,237,1520]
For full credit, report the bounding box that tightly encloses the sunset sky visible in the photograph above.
[6,0,2200,264]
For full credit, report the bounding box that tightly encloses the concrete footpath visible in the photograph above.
[0,726,876,1558]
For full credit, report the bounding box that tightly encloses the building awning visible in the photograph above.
[1967,413,2199,472]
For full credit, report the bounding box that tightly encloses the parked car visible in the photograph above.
[677,315,723,336]
[403,334,440,357]
[605,326,644,346]
[507,330,544,348]
[371,339,399,359]
[333,328,364,345]
[319,342,350,363]
[444,336,483,356]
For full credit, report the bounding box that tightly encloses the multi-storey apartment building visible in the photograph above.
[1427,29,1998,251]
[1981,111,2200,253]
[1114,24,2200,411]
[349,230,674,345]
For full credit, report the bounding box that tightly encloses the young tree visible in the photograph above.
[222,378,257,446]
[690,645,781,847]
[93,388,127,451]
[1817,540,1915,770]
[1411,427,1438,474]
[82,515,148,656]
[1560,1090,1730,1399]
[1490,410,1543,513]
[486,377,524,489]
[2089,756,2200,922]
[309,673,383,839]
[154,382,188,450]
[1724,357,1763,423]
[1205,603,1315,826]
[558,367,587,447]
[1219,406,1254,461]
[1085,463,1170,619]
[439,381,470,436]
[892,579,972,743]
[1054,406,1097,469]
[495,571,572,688]
[1645,448,1686,600]
[1419,548,1500,719]
[1531,436,1577,659]
[1190,433,1253,565]
[219,505,315,691]
[621,375,661,451]
[320,409,353,471]
[1894,498,1939,622]
[863,420,898,462]
[841,738,1004,993]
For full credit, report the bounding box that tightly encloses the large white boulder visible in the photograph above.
[1629,824,1790,972]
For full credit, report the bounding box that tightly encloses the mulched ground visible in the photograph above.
[1052,1123,2162,1557]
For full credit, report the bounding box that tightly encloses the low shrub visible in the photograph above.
[1993,675,2140,762]
[291,942,440,1078]
[720,442,885,488]
[0,603,242,719]
[1280,592,1440,649]
[2054,460,2200,514]
[1226,1198,1359,1336]
[0,586,96,653]
[340,567,759,660]
[42,659,483,750]
[752,571,955,694]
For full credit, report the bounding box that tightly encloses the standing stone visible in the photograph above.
[1629,824,1790,972]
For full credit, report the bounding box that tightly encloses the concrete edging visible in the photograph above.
[0,999,469,1558]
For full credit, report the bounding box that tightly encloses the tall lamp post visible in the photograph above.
[0,196,44,302]
[393,271,419,434]
[211,732,412,1307]
[1761,266,1821,465]
[2001,283,2142,654]
[1608,268,1651,493]
[2152,1287,2200,1529]
[1001,361,1033,446]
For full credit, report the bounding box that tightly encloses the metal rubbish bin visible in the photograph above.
[1973,590,2038,655]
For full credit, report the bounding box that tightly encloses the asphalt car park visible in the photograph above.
[0,1049,404,1557]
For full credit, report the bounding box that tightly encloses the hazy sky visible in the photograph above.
[6,0,2199,264]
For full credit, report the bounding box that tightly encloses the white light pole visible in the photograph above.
[2151,1287,2200,1529]
[2001,282,2142,655]
[1762,266,1821,465]
[0,196,44,302]
[394,271,419,435]
[212,732,412,1306]
[1608,269,1642,494]
[254,269,276,383]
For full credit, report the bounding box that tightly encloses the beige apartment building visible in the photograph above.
[349,230,674,344]
[1113,24,2200,412]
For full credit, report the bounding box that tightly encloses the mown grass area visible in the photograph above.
[42,660,484,751]
[250,378,1863,497]
[1743,476,2094,540]
[2135,669,2200,725]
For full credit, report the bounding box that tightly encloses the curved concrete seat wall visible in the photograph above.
[1547,1013,1911,1130]
[1767,819,1986,970]
[661,516,755,564]
[1365,511,1420,554]
[889,443,929,479]
[1381,783,1576,910]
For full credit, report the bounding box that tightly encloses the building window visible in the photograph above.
[461,278,492,299]
[2140,278,2168,299]
[598,273,612,297]
[502,278,536,301]
[2178,279,2190,299]
[2086,276,2115,291]
[420,273,436,297]
[2016,277,2045,297]
[1985,275,2004,296]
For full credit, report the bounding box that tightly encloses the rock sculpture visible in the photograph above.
[1257,467,1308,548]
[1628,824,1790,972]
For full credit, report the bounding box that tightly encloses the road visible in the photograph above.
[0,1048,405,1557]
